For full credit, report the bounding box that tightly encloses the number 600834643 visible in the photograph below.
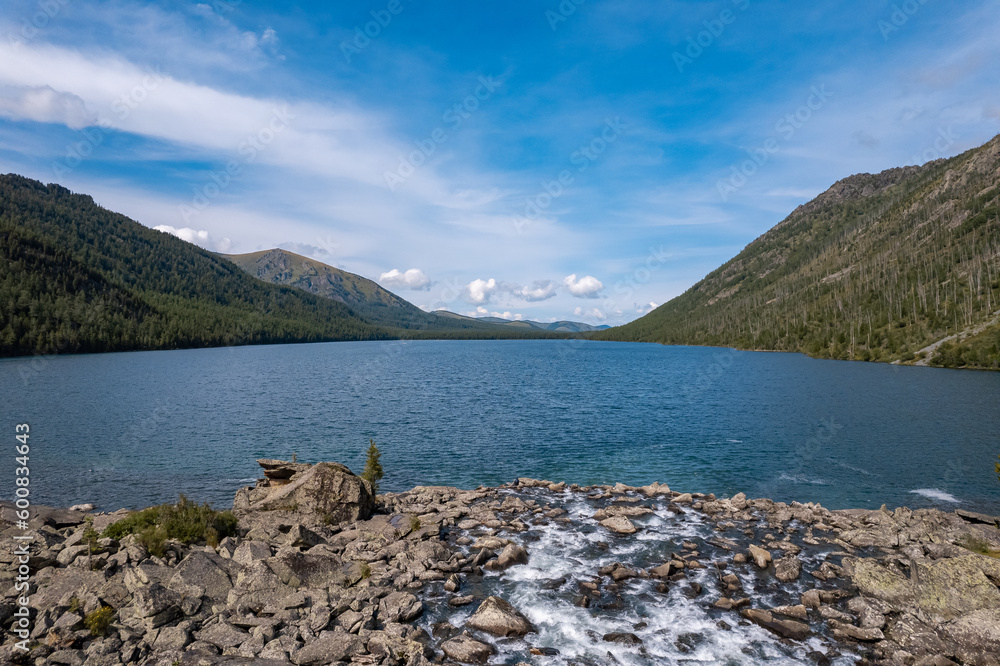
[14,424,30,512]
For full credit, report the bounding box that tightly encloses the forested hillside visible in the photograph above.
[0,175,390,357]
[596,135,1000,370]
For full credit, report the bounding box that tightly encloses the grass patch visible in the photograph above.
[103,495,238,548]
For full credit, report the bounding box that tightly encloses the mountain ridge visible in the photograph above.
[594,134,1000,370]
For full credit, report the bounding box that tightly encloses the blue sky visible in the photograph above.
[1,0,998,325]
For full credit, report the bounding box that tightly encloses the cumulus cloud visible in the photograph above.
[465,278,498,304]
[379,268,431,291]
[472,307,524,321]
[636,302,659,315]
[563,274,604,298]
[154,225,231,252]
[574,306,606,321]
[0,85,96,129]
[514,280,557,302]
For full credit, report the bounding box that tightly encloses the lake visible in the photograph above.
[2,340,998,514]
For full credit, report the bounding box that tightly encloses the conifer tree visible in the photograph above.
[362,439,384,495]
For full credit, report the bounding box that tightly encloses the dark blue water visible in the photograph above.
[2,340,998,514]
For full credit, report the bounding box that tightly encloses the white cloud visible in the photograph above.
[379,268,431,291]
[563,274,604,298]
[472,306,523,321]
[0,85,96,129]
[465,278,498,304]
[636,302,658,315]
[154,224,231,252]
[574,306,606,321]
[514,280,557,302]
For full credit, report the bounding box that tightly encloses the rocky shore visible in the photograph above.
[2,459,999,665]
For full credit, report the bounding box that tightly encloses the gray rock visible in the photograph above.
[152,625,192,651]
[833,623,885,642]
[235,461,375,525]
[132,582,182,628]
[441,635,495,664]
[291,630,364,664]
[266,546,345,589]
[379,591,423,623]
[232,540,273,566]
[740,609,810,641]
[774,555,802,582]
[495,543,529,569]
[849,554,1000,622]
[940,608,1000,664]
[194,621,250,649]
[227,560,296,611]
[599,516,637,535]
[603,632,642,646]
[168,550,232,603]
[748,544,772,569]
[466,596,535,637]
[287,524,325,549]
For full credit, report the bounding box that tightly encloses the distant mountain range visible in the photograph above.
[596,134,1000,370]
[221,248,606,334]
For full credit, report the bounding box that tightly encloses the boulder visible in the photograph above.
[232,540,272,566]
[600,516,637,535]
[774,555,802,582]
[291,630,365,665]
[833,624,885,642]
[193,621,249,649]
[592,505,654,521]
[379,591,423,623]
[740,609,810,641]
[603,632,642,646]
[940,608,1000,664]
[234,461,375,524]
[168,550,232,604]
[495,543,529,569]
[849,554,1000,622]
[266,546,346,589]
[747,544,772,569]
[441,635,495,664]
[467,596,536,637]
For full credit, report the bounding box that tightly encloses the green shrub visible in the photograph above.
[409,515,421,533]
[361,439,384,495]
[103,495,238,547]
[84,606,114,637]
[138,526,168,558]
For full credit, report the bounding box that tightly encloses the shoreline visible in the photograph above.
[2,460,999,665]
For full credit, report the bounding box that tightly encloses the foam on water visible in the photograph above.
[419,488,862,665]
[909,488,960,503]
[777,473,830,486]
